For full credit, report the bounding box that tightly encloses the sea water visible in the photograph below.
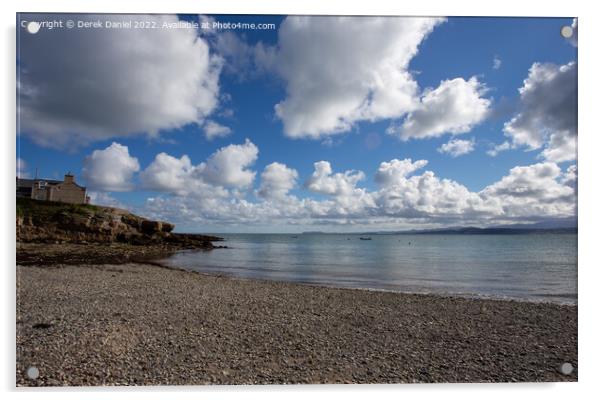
[161,233,577,304]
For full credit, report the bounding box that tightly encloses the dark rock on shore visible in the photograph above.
[16,197,222,250]
[17,243,187,266]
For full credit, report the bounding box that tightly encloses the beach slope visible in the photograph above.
[17,261,577,385]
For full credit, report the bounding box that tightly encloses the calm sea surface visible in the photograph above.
[161,233,577,304]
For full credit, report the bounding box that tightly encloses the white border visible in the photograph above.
[2,1,600,399]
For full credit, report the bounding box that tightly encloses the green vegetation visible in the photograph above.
[16,197,102,219]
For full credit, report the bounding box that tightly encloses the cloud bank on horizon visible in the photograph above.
[17,14,578,231]
[75,139,577,230]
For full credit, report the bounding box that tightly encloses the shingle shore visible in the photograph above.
[16,261,577,386]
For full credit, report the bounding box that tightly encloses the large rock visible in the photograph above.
[121,213,142,229]
[57,212,92,230]
[16,198,222,248]
[17,198,166,244]
[140,220,162,234]
[161,222,175,233]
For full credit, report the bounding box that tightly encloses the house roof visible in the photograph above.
[17,178,69,188]
[64,181,86,190]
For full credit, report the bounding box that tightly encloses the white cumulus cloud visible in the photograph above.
[203,17,490,146]
[480,162,575,217]
[257,162,299,200]
[374,159,429,187]
[135,155,576,230]
[503,61,577,162]
[203,120,232,140]
[438,138,476,158]
[389,77,491,140]
[18,14,223,148]
[87,191,125,209]
[140,140,259,196]
[82,142,140,192]
[306,161,365,196]
[305,161,376,217]
[271,16,444,139]
[199,139,259,188]
[78,142,576,230]
[140,153,196,195]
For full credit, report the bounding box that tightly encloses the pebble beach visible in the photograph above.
[16,245,578,386]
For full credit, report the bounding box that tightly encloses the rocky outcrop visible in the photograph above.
[16,198,221,249]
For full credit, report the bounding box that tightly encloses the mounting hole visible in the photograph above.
[560,25,574,39]
[26,366,39,380]
[26,21,40,34]
[559,362,574,375]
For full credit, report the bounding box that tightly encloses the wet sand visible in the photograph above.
[16,259,577,386]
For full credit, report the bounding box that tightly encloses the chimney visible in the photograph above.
[64,173,74,184]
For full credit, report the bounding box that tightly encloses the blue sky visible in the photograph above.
[16,14,577,232]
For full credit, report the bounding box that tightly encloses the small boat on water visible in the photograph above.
[359,237,372,241]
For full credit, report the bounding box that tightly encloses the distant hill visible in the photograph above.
[490,217,577,230]
[391,226,576,235]
[358,218,577,235]
[296,219,577,236]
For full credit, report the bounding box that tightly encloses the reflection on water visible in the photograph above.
[162,233,577,304]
